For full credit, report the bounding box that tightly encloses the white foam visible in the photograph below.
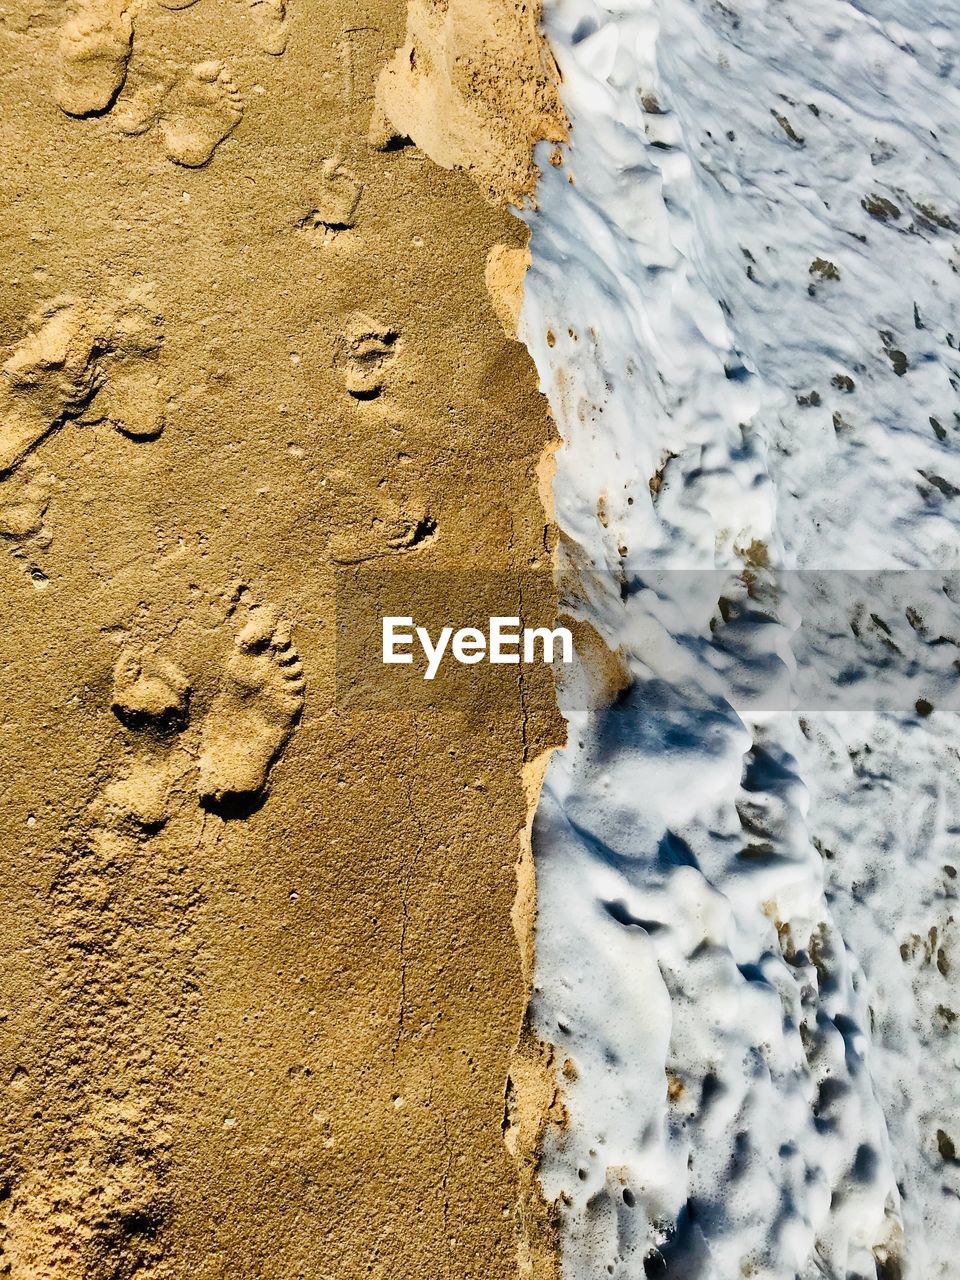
[520,0,960,1275]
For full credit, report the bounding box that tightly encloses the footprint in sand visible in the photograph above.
[249,0,288,56]
[326,468,437,564]
[0,292,166,479]
[101,592,304,825]
[56,0,133,117]
[101,647,192,832]
[328,507,438,564]
[197,604,305,807]
[1,297,106,473]
[111,65,172,136]
[93,751,187,835]
[112,646,191,731]
[159,61,243,168]
[0,459,53,547]
[298,158,362,244]
[85,292,167,439]
[335,314,400,399]
[0,458,55,585]
[96,361,167,440]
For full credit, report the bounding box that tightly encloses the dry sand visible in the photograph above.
[0,1,566,1275]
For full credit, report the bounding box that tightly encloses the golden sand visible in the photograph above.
[0,0,567,1275]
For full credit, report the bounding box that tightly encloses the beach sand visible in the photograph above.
[0,1,566,1275]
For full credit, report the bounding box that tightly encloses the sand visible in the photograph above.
[0,1,566,1275]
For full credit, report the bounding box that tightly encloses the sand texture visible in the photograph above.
[0,0,564,1275]
[371,0,566,206]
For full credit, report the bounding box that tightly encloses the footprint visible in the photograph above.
[328,509,437,564]
[96,363,167,439]
[0,296,107,476]
[159,61,243,168]
[249,0,288,56]
[335,314,400,398]
[91,754,184,834]
[197,605,305,807]
[326,469,436,564]
[0,457,55,587]
[112,294,165,371]
[298,157,362,240]
[56,0,133,118]
[112,646,190,731]
[112,66,171,136]
[87,292,167,437]
[0,292,165,477]
[0,458,52,544]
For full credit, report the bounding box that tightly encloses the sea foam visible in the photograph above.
[520,1,960,1276]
